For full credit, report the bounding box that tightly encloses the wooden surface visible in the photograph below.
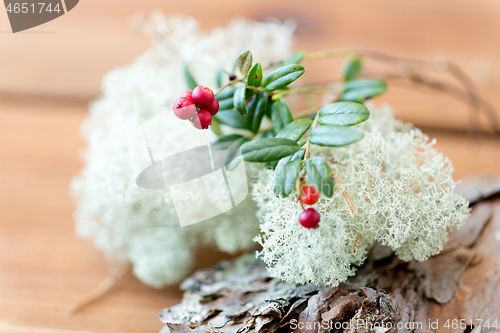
[0,98,498,333]
[1,1,500,332]
[1,0,500,132]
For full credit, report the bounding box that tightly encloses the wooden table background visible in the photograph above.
[0,1,499,332]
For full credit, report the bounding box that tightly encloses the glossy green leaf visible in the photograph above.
[262,64,305,91]
[216,86,236,100]
[210,116,222,136]
[342,79,387,102]
[183,62,198,90]
[273,156,303,197]
[318,101,370,126]
[342,57,362,81]
[244,95,258,129]
[215,134,246,143]
[233,86,248,114]
[290,148,305,161]
[214,110,247,129]
[271,98,294,133]
[247,62,263,87]
[216,65,223,89]
[212,135,249,167]
[241,138,300,162]
[297,140,307,147]
[249,91,268,133]
[265,160,279,170]
[216,86,236,110]
[245,88,256,102]
[219,98,234,110]
[260,130,275,139]
[260,130,277,169]
[275,118,313,141]
[305,157,336,197]
[309,125,364,147]
[224,137,249,165]
[280,51,306,67]
[237,50,253,76]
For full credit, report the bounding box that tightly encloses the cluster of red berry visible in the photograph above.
[173,86,219,130]
[298,186,321,229]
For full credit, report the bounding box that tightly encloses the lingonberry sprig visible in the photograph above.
[180,50,389,228]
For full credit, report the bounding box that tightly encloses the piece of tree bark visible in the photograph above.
[159,181,500,333]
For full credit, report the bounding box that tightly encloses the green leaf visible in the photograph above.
[318,101,370,126]
[342,79,387,102]
[219,98,234,110]
[273,156,303,197]
[233,86,248,115]
[214,110,247,129]
[290,148,305,161]
[342,57,362,81]
[247,62,263,87]
[271,98,294,133]
[260,130,275,139]
[309,125,364,147]
[262,64,305,91]
[259,130,277,169]
[215,134,246,143]
[264,160,279,170]
[249,91,268,133]
[183,62,198,90]
[244,95,258,129]
[280,51,306,67]
[210,116,222,136]
[212,135,249,166]
[216,65,223,89]
[224,137,249,165]
[241,138,300,162]
[216,86,236,110]
[237,50,253,76]
[216,86,236,100]
[305,157,336,197]
[275,118,313,141]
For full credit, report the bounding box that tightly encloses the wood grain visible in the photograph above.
[0,97,498,332]
[1,1,500,331]
[0,0,500,131]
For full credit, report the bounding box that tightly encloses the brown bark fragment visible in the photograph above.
[455,174,500,204]
[159,188,500,333]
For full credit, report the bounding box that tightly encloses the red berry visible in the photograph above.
[206,98,219,116]
[191,109,212,130]
[300,186,320,205]
[299,208,320,229]
[173,96,197,120]
[182,91,193,99]
[192,86,214,107]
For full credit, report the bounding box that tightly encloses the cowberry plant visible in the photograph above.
[176,50,388,229]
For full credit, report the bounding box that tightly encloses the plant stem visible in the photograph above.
[293,105,323,120]
[304,48,358,60]
[280,86,338,97]
[214,77,246,96]
[304,111,320,160]
[304,47,499,135]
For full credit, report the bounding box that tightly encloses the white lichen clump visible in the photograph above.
[71,14,295,288]
[252,104,470,286]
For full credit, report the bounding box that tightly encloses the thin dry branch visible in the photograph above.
[304,48,500,136]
